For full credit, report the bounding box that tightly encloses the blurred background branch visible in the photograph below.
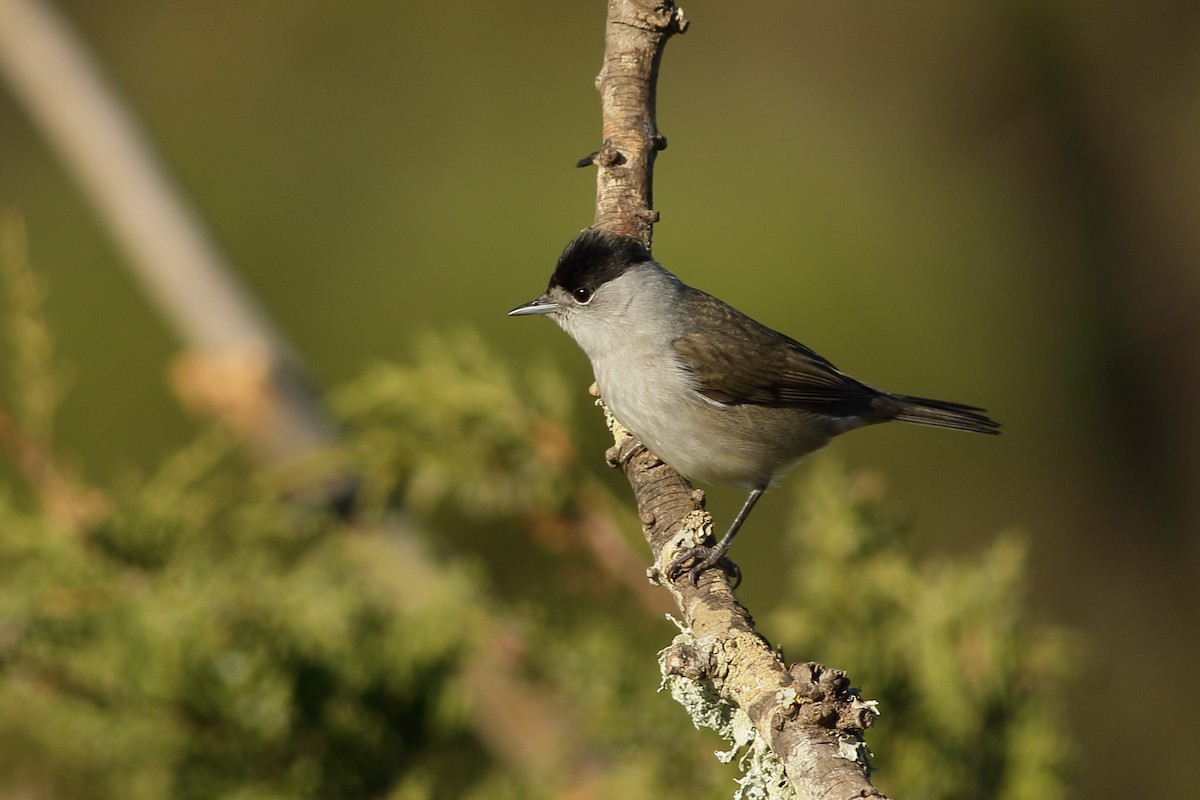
[0,0,332,463]
[0,1,653,793]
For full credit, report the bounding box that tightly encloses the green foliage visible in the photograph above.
[768,463,1075,800]
[0,430,487,800]
[0,220,1072,799]
[332,329,579,521]
[0,212,66,448]
[0,220,485,799]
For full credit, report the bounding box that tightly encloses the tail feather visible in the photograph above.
[889,394,1001,435]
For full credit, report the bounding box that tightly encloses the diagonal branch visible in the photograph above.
[588,3,891,797]
[0,2,618,789]
[0,0,333,464]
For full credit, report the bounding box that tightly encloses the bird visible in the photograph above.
[509,228,999,584]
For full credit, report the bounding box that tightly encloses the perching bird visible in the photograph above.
[510,229,999,583]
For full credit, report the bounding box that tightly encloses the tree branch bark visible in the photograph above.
[589,4,890,797]
[591,0,685,241]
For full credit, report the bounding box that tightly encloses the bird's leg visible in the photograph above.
[666,487,764,587]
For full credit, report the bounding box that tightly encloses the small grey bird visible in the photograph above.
[510,228,999,583]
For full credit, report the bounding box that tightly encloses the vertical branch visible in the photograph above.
[589,3,892,797]
[592,0,687,242]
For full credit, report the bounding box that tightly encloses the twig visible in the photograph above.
[588,3,890,796]
[592,0,686,241]
[0,211,108,530]
[0,399,107,530]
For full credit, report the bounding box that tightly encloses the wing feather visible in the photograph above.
[671,290,880,412]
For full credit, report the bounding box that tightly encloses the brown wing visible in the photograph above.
[671,290,881,413]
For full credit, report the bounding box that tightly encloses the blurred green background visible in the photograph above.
[2,1,1198,798]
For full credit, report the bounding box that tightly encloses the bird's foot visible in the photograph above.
[665,545,741,589]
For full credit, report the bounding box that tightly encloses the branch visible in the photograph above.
[589,4,890,797]
[0,0,333,464]
[0,3,609,789]
[591,0,685,241]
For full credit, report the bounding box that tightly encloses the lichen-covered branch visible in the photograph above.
[602,409,887,798]
[589,3,891,797]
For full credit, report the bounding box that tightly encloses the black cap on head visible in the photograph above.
[549,229,651,294]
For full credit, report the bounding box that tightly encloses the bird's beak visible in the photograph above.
[508,296,558,316]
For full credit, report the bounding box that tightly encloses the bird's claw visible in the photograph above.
[665,545,741,588]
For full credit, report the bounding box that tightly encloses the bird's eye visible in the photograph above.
[572,287,593,303]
